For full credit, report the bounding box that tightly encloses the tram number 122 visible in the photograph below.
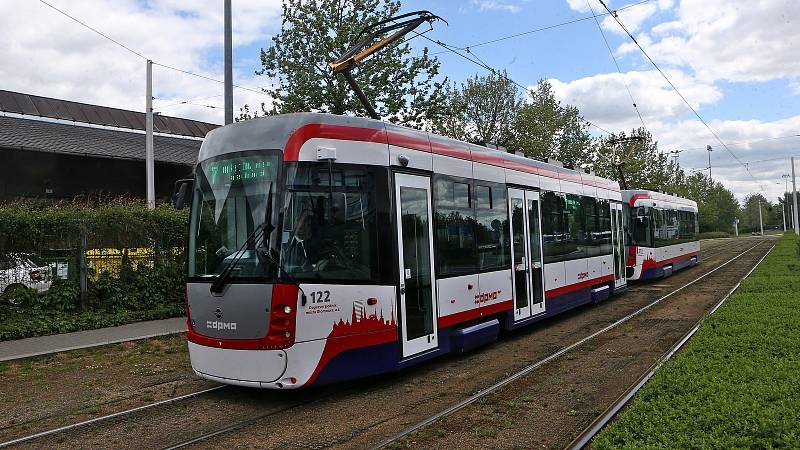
[310,290,331,303]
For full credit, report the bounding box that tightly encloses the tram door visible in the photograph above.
[394,173,438,358]
[611,202,626,288]
[509,189,546,322]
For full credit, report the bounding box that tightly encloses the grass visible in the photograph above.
[594,233,800,449]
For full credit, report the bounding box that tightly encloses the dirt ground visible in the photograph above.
[0,238,770,449]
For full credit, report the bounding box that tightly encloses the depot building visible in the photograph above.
[0,90,219,200]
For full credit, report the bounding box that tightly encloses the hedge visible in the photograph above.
[0,199,189,341]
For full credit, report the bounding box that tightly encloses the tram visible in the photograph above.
[175,113,632,389]
[622,190,700,280]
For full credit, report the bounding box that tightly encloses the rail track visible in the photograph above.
[0,386,227,448]
[370,239,771,449]
[0,238,771,449]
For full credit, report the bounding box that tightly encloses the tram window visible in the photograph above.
[434,176,477,277]
[631,206,653,247]
[475,183,510,271]
[279,164,383,282]
[583,196,600,257]
[564,194,586,259]
[541,191,567,263]
[598,199,612,255]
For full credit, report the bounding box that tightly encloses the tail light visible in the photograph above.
[185,286,192,330]
[263,284,298,349]
[627,246,637,267]
[29,270,40,281]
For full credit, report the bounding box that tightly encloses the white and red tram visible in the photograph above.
[622,190,700,280]
[180,113,631,389]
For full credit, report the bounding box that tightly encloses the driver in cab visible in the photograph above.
[283,209,322,272]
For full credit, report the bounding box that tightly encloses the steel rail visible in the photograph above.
[0,385,227,448]
[371,240,767,450]
[161,397,320,450]
[567,241,776,449]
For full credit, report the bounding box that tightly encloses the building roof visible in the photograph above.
[0,90,219,138]
[0,116,199,165]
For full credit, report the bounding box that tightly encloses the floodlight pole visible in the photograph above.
[224,0,233,125]
[793,156,799,234]
[146,59,155,210]
[706,145,713,182]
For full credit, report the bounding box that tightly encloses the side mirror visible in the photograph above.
[173,178,194,210]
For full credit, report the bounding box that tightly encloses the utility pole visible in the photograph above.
[706,145,713,182]
[793,156,799,234]
[783,174,791,232]
[781,197,787,232]
[758,199,764,236]
[224,0,233,125]
[145,59,154,210]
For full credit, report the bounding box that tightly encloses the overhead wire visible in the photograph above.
[666,134,800,153]
[37,0,270,100]
[596,0,766,189]
[585,0,648,132]
[412,31,612,135]
[432,0,653,54]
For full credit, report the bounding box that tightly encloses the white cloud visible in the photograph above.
[621,0,800,83]
[657,116,800,201]
[471,0,522,13]
[546,69,800,200]
[547,69,722,131]
[0,0,281,124]
[600,3,658,34]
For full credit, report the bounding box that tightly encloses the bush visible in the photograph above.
[0,199,188,340]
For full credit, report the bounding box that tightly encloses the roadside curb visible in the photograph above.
[0,317,187,362]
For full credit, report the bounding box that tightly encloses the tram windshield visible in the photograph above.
[188,151,281,279]
[279,163,381,282]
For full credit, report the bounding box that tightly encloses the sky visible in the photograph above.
[1,0,799,204]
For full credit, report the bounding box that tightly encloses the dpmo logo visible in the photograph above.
[474,290,502,304]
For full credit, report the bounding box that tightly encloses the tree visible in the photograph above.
[244,0,444,128]
[431,71,522,146]
[741,194,772,232]
[513,80,593,167]
[592,128,675,190]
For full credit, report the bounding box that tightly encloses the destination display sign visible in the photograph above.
[206,157,276,187]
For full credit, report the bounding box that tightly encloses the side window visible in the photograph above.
[434,176,477,277]
[583,196,599,257]
[541,191,566,264]
[598,199,612,255]
[564,194,587,260]
[475,183,510,271]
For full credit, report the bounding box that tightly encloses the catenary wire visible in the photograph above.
[37,0,270,99]
[596,0,765,190]
[433,0,653,53]
[413,31,612,135]
[585,0,648,132]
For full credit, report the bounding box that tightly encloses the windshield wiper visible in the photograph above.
[210,182,274,294]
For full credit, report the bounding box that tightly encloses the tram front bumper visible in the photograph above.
[188,341,288,388]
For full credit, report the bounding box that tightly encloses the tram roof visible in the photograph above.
[199,112,620,192]
[622,189,698,210]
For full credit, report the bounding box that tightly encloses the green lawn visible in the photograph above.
[594,233,800,449]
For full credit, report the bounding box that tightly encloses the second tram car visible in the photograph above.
[179,113,632,389]
[622,190,700,280]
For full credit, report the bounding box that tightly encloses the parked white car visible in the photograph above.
[0,253,53,299]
